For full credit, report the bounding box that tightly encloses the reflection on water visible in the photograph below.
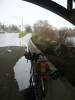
[14,56,31,91]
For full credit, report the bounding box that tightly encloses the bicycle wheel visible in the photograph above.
[41,79,47,97]
[34,74,43,100]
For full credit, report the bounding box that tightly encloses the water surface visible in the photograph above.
[0,33,32,47]
[0,33,32,91]
[14,56,31,91]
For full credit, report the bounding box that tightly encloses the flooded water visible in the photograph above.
[14,56,31,91]
[66,37,75,46]
[0,33,32,47]
[0,33,32,91]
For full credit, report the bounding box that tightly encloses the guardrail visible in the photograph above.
[28,40,57,71]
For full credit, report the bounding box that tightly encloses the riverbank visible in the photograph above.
[28,40,75,100]
[32,38,75,87]
[0,46,25,100]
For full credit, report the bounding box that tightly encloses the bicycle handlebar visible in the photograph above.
[24,51,64,80]
[24,51,45,62]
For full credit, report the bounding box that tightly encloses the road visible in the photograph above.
[0,46,25,100]
[28,40,75,100]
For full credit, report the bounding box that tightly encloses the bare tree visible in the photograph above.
[25,25,32,33]
[33,20,58,40]
[59,28,69,44]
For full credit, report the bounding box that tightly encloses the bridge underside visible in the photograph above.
[23,0,75,25]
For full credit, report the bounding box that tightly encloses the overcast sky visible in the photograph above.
[0,0,75,29]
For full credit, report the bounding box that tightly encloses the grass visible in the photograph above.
[19,32,27,38]
[32,32,35,36]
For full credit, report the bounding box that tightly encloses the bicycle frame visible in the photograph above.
[25,51,64,100]
[29,60,48,100]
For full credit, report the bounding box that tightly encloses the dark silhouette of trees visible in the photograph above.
[7,25,20,33]
[25,25,32,33]
[0,22,20,33]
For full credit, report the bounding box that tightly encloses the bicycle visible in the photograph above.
[24,52,48,100]
[24,51,64,100]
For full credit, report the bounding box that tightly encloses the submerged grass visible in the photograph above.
[19,32,27,38]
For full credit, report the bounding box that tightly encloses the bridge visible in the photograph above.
[23,0,75,25]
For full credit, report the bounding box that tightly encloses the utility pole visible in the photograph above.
[22,17,23,46]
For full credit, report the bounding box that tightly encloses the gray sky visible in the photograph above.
[0,0,75,29]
